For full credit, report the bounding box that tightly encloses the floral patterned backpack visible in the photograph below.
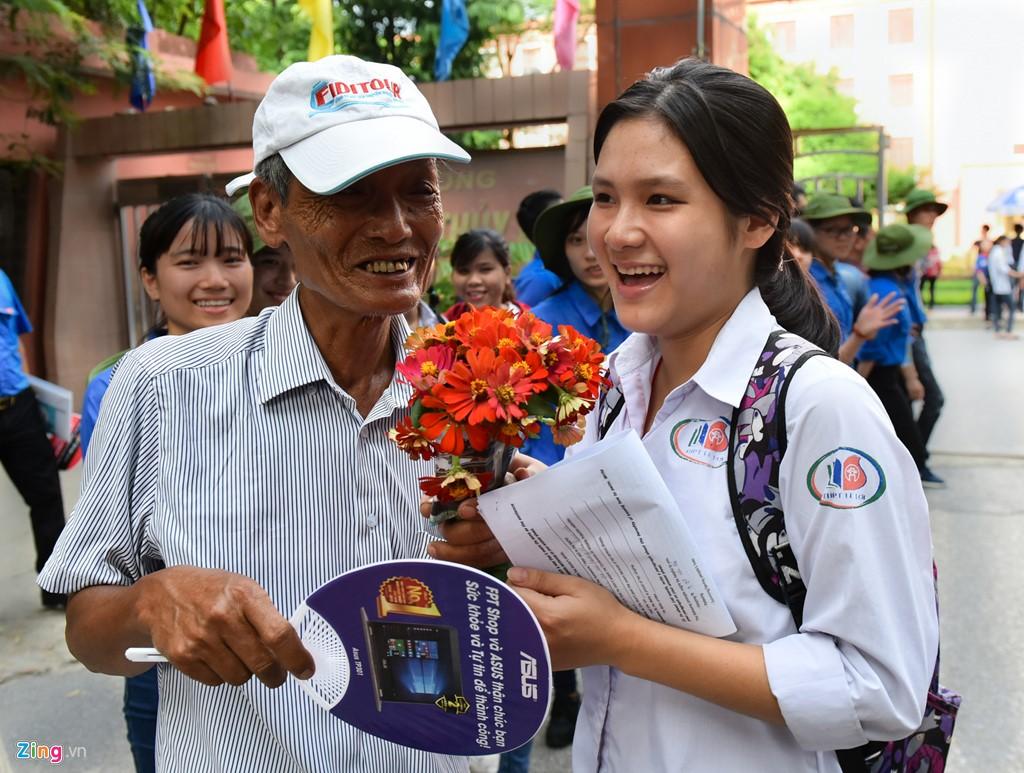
[598,329,960,772]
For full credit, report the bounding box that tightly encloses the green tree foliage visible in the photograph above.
[3,0,537,169]
[747,15,915,210]
[1,0,202,170]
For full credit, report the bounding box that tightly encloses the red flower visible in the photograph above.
[388,418,436,461]
[419,469,494,503]
[397,345,455,392]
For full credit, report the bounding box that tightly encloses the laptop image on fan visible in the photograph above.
[361,608,463,712]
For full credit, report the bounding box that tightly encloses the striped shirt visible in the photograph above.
[38,290,468,773]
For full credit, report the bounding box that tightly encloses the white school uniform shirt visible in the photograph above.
[569,289,938,773]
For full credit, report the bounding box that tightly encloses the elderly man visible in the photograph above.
[39,56,470,772]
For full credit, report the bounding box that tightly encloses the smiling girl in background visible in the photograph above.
[78,192,253,773]
[444,229,528,319]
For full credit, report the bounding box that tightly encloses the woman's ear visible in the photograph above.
[742,213,779,251]
[249,177,288,249]
[140,267,160,303]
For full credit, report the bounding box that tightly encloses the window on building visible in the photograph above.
[770,21,797,53]
[889,137,914,169]
[889,74,914,107]
[830,14,854,48]
[888,9,914,44]
[837,78,855,97]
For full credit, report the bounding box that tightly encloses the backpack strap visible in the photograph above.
[597,382,625,441]
[726,329,825,628]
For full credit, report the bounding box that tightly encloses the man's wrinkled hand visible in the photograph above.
[136,566,315,689]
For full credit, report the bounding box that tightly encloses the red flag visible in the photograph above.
[553,0,579,71]
[194,0,232,85]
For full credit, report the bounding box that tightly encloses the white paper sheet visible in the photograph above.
[27,375,73,441]
[478,430,737,637]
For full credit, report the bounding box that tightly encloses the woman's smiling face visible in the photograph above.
[588,116,760,341]
[141,219,253,335]
[451,248,509,309]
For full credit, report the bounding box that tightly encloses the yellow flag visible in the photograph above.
[299,0,334,61]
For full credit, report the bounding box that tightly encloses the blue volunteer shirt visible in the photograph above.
[835,261,869,319]
[80,365,115,456]
[0,268,32,396]
[904,266,927,329]
[857,274,912,367]
[522,280,630,465]
[513,252,562,307]
[809,259,854,342]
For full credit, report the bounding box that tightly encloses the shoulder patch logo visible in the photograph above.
[670,418,730,467]
[806,447,886,509]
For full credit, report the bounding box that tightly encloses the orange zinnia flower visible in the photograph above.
[431,347,502,425]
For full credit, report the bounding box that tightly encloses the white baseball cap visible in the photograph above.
[226,55,470,197]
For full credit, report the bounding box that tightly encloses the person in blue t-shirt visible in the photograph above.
[513,189,563,306]
[80,193,253,773]
[0,267,66,609]
[857,224,933,482]
[802,194,904,364]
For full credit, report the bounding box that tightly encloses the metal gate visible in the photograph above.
[794,125,889,226]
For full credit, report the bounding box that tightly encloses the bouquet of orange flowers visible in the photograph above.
[389,306,609,522]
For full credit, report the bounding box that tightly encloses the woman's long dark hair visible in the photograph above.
[138,193,252,336]
[593,58,840,354]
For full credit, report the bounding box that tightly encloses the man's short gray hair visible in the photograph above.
[255,154,294,203]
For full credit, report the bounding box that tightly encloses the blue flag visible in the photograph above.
[434,0,469,81]
[128,0,156,111]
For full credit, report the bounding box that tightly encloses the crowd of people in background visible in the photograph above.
[971,221,1024,338]
[7,50,1008,773]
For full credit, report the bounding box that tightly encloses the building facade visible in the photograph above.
[751,0,1024,256]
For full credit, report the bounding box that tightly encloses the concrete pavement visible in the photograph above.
[0,308,1020,771]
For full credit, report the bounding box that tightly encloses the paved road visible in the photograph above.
[0,310,1020,772]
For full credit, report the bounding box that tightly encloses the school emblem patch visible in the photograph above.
[806,447,886,509]
[670,418,730,467]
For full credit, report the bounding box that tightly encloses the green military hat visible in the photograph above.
[801,193,872,228]
[230,192,266,254]
[903,188,948,216]
[863,223,933,271]
[531,186,593,281]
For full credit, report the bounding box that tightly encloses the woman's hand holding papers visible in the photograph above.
[505,566,640,671]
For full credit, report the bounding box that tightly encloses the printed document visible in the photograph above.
[478,430,736,637]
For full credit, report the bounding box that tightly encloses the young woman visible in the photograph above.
[444,229,528,319]
[79,193,253,773]
[432,60,937,772]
